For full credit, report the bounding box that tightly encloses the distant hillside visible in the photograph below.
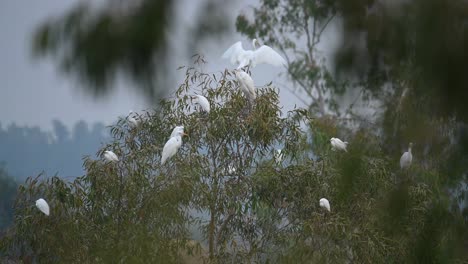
[0,120,110,181]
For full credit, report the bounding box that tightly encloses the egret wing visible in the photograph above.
[222,41,246,65]
[197,95,210,112]
[161,137,178,164]
[36,199,50,216]
[253,45,287,67]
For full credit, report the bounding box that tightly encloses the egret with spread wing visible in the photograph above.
[222,39,287,69]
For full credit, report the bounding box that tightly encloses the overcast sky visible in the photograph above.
[0,0,340,132]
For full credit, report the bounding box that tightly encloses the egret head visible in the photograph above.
[252,39,258,49]
[409,142,413,149]
[175,126,187,136]
[170,125,184,137]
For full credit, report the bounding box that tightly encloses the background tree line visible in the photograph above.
[0,120,108,231]
[0,120,108,181]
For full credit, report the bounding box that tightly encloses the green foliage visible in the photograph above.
[0,165,17,230]
[2,59,466,263]
[334,0,468,121]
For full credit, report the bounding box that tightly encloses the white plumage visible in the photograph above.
[35,198,50,216]
[330,137,348,152]
[191,95,211,113]
[104,150,119,162]
[274,149,284,164]
[127,110,139,128]
[222,39,287,69]
[400,142,413,169]
[170,126,184,139]
[161,128,187,165]
[227,164,236,174]
[235,70,256,101]
[319,198,330,212]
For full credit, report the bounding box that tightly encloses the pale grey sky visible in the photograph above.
[0,0,339,132]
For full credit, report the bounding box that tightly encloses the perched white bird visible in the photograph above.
[170,126,184,139]
[191,95,210,113]
[319,198,330,212]
[127,110,139,128]
[104,150,119,162]
[274,149,284,164]
[235,70,256,101]
[227,164,236,174]
[35,198,50,216]
[400,142,413,169]
[161,129,187,165]
[330,137,348,152]
[222,39,287,69]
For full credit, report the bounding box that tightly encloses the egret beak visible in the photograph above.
[183,132,188,137]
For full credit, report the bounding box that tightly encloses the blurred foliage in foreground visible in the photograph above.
[236,0,468,122]
[1,59,467,263]
[32,0,231,102]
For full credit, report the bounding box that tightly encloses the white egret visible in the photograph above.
[170,126,184,139]
[161,129,187,165]
[191,95,210,113]
[127,110,139,128]
[330,137,348,152]
[104,150,119,162]
[274,149,284,164]
[35,198,50,216]
[222,39,287,69]
[235,70,256,101]
[227,164,236,174]
[319,198,330,212]
[400,142,413,169]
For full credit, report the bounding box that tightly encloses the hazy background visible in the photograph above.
[0,0,313,179]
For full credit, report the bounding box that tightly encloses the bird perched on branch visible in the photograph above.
[330,137,348,152]
[161,127,188,165]
[400,142,413,169]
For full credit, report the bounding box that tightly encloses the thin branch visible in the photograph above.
[215,212,235,248]
[313,13,336,46]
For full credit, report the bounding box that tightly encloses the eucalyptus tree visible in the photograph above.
[3,57,467,263]
[0,58,310,262]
